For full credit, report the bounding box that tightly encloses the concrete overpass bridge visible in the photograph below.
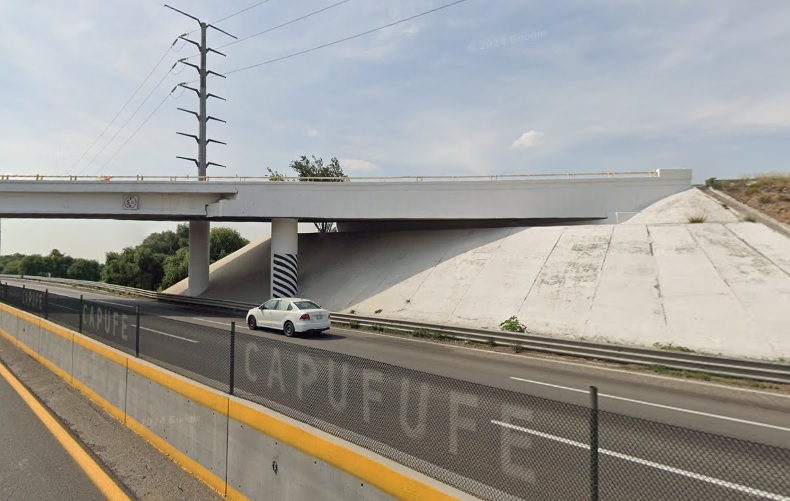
[0,168,691,297]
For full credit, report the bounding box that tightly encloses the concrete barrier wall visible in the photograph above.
[0,303,472,501]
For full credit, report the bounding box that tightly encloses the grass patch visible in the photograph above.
[640,364,782,390]
[717,174,790,225]
[348,320,360,329]
[412,328,453,341]
[687,213,707,224]
[653,342,695,353]
[487,337,496,347]
[757,194,773,204]
[511,343,524,354]
[743,214,757,222]
[370,323,385,332]
[374,309,382,314]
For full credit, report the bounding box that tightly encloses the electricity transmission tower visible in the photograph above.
[165,5,236,296]
[165,4,236,179]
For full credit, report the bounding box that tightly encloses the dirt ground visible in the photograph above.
[713,174,790,225]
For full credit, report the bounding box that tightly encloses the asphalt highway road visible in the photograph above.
[5,278,790,500]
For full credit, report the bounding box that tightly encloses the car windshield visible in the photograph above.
[293,300,321,310]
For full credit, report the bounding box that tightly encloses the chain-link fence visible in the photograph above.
[2,282,789,501]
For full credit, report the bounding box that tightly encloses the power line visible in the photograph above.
[213,0,273,24]
[76,68,175,175]
[186,0,274,35]
[221,0,352,49]
[67,43,177,175]
[225,0,471,75]
[95,90,176,175]
[182,0,353,61]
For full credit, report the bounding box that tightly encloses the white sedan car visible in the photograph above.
[246,298,331,337]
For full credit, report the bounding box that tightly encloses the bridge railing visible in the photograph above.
[0,170,659,183]
[2,280,789,501]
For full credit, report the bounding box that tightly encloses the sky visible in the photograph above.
[1,0,790,261]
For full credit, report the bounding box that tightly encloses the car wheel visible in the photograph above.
[247,316,257,330]
[283,321,295,337]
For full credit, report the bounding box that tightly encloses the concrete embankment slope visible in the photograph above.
[175,189,790,360]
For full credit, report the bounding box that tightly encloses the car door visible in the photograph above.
[272,300,290,330]
[260,299,279,328]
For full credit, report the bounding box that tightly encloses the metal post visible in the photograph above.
[198,22,207,179]
[78,295,83,333]
[590,385,600,501]
[229,321,236,395]
[44,289,49,319]
[135,305,141,358]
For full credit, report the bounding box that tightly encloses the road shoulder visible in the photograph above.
[0,333,223,501]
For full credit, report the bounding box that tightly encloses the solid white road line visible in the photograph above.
[194,318,233,327]
[50,304,80,312]
[491,420,790,501]
[510,377,790,433]
[337,324,790,399]
[140,327,198,344]
[95,299,132,309]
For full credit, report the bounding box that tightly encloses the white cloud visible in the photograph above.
[340,158,379,172]
[306,127,318,138]
[511,130,545,149]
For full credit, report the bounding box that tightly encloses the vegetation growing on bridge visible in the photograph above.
[267,155,348,232]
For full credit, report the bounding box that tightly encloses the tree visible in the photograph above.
[267,155,347,232]
[11,250,97,279]
[98,225,249,291]
[0,253,25,275]
[102,249,140,287]
[160,247,189,290]
[209,227,249,262]
[47,249,73,277]
[20,254,48,276]
[175,223,190,249]
[67,259,101,281]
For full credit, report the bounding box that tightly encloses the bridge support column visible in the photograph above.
[271,218,298,298]
[188,220,210,296]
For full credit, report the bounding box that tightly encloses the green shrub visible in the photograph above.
[511,343,524,354]
[349,320,360,329]
[499,316,526,333]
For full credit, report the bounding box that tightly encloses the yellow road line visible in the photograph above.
[0,361,131,501]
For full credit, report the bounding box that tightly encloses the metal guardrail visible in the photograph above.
[0,170,659,183]
[4,275,789,384]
